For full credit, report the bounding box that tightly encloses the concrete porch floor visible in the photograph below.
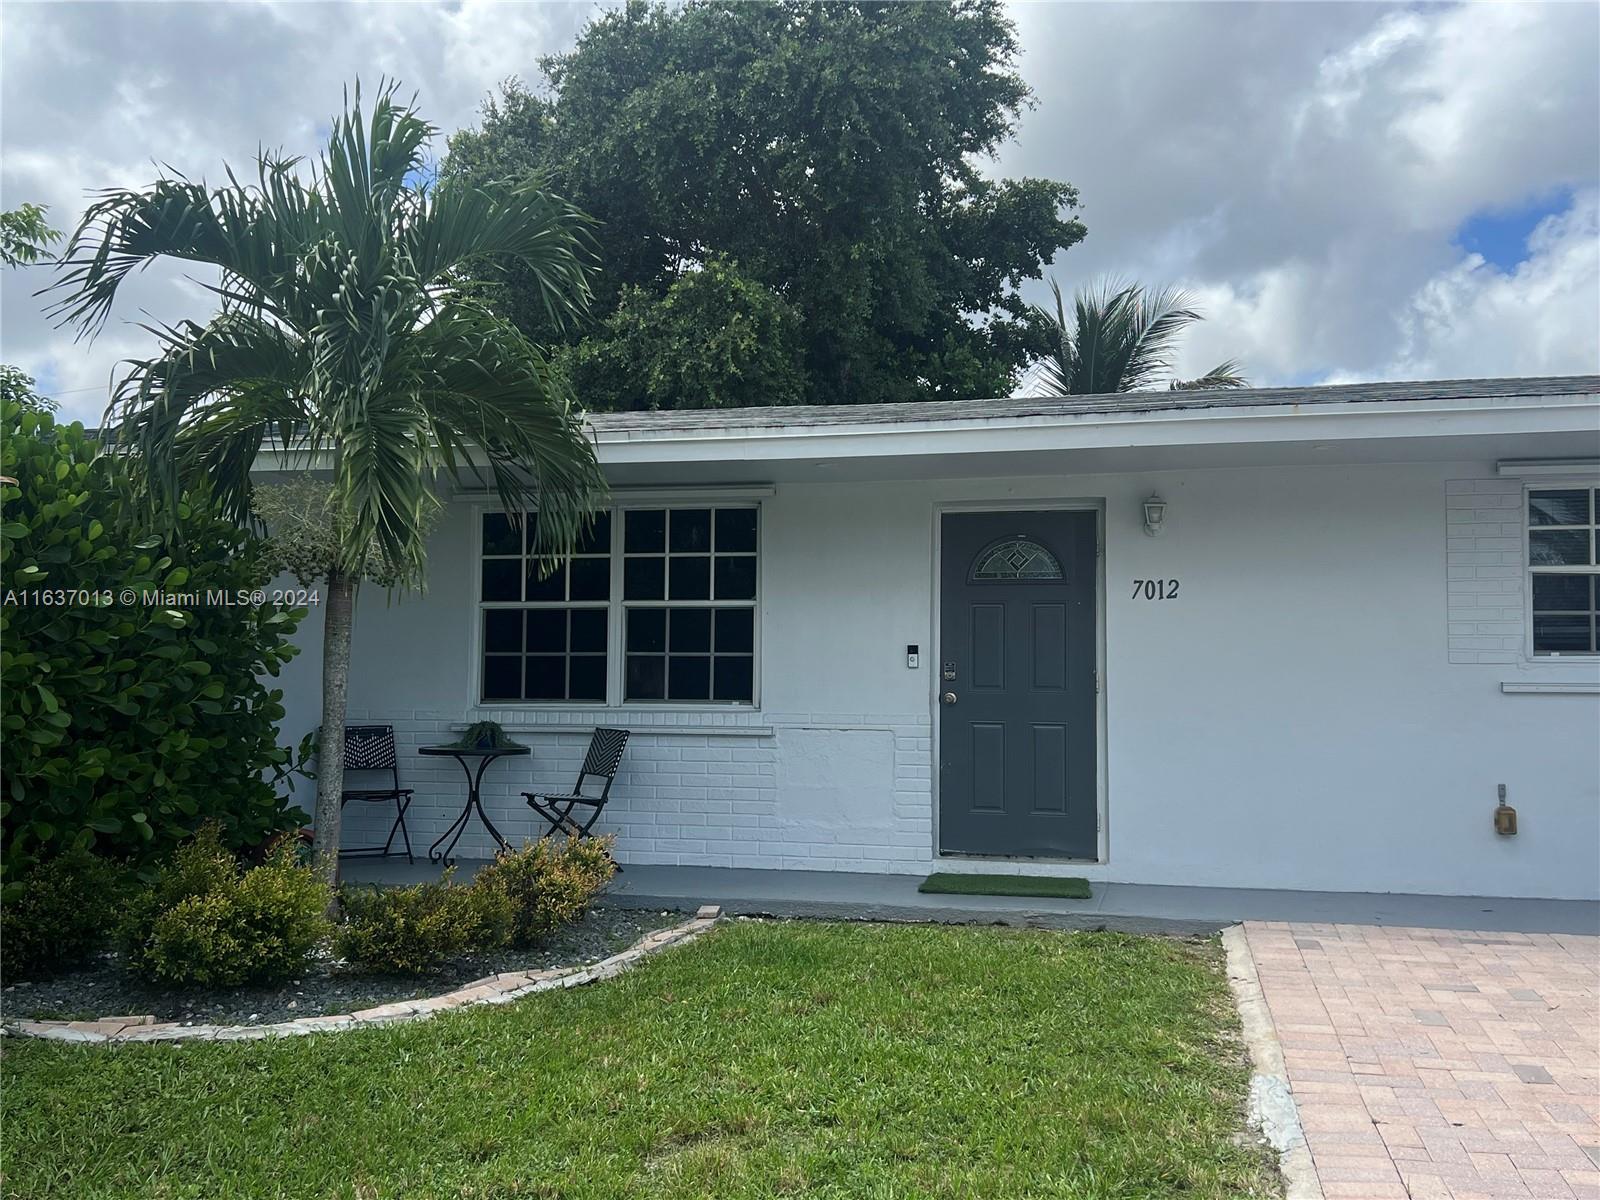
[340,859,1600,936]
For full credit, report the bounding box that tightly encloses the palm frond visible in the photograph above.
[408,178,595,332]
[1028,275,1242,396]
[1169,361,1249,391]
[1031,278,1076,396]
[103,313,312,525]
[402,304,606,562]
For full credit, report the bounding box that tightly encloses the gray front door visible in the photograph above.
[938,510,1098,858]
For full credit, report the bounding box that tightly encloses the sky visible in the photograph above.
[2,0,1597,425]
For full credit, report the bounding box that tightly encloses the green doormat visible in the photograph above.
[918,873,1091,900]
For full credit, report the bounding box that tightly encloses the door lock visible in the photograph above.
[941,691,958,705]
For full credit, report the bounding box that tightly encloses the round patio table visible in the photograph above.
[419,744,531,862]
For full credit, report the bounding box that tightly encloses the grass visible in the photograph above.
[0,921,1277,1199]
[918,871,1092,899]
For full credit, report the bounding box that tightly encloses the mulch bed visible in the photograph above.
[1,905,682,1027]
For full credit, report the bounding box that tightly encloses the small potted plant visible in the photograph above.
[450,719,524,751]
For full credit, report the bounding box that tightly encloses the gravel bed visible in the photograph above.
[2,905,684,1027]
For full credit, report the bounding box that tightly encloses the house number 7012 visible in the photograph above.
[1131,579,1180,600]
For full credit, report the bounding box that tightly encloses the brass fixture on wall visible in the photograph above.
[1493,783,1518,836]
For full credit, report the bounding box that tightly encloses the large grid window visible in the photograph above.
[480,512,611,701]
[623,508,758,702]
[478,506,758,704]
[1528,487,1599,655]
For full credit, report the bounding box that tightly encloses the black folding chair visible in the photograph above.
[338,724,415,863]
[523,728,629,854]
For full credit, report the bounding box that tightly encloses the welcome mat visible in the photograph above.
[917,873,1091,900]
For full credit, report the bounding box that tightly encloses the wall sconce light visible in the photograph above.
[1142,494,1167,537]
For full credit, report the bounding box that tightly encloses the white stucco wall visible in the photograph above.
[275,458,1600,900]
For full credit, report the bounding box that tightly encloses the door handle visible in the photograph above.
[941,691,958,705]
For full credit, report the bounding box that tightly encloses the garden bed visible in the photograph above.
[2,905,682,1027]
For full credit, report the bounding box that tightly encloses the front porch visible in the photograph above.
[340,859,1600,936]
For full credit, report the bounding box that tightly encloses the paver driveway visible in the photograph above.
[1244,922,1599,1199]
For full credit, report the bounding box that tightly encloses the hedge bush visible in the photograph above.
[0,848,132,980]
[121,824,331,987]
[335,871,513,975]
[476,834,617,947]
[0,401,307,887]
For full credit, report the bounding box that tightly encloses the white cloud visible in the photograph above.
[2,0,1596,421]
[1372,189,1600,382]
[1004,0,1599,386]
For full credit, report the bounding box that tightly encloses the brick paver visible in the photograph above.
[1245,922,1600,1199]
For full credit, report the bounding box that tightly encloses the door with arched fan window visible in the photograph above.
[938,510,1098,859]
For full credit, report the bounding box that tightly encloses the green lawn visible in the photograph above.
[1,921,1278,1199]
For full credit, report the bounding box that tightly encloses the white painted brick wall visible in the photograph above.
[1445,478,1527,665]
[336,708,935,871]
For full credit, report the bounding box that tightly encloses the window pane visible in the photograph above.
[626,654,665,700]
[1533,614,1593,653]
[569,655,606,701]
[625,509,665,553]
[624,556,665,600]
[575,511,612,555]
[482,559,521,602]
[570,608,608,653]
[1529,490,1591,526]
[483,655,523,700]
[669,509,711,553]
[669,555,711,600]
[524,656,565,700]
[668,655,711,700]
[713,656,754,702]
[1529,530,1591,566]
[570,556,611,601]
[627,608,666,652]
[526,609,567,652]
[484,609,523,653]
[670,608,711,652]
[482,513,522,556]
[1533,573,1592,612]
[714,608,754,653]
[716,508,757,552]
[525,561,567,601]
[714,555,757,600]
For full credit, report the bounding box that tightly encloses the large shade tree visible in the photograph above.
[1031,279,1248,396]
[445,0,1085,409]
[46,82,606,891]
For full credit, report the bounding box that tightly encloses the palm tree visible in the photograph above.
[46,82,607,892]
[1032,278,1247,395]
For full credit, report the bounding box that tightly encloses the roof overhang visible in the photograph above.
[252,375,1600,487]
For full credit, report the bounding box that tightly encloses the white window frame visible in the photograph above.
[1523,479,1600,659]
[471,499,763,709]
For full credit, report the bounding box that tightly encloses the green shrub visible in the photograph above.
[0,401,307,888]
[476,834,617,948]
[0,849,132,979]
[122,825,331,987]
[335,870,513,975]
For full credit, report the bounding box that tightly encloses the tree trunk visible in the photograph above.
[312,570,357,902]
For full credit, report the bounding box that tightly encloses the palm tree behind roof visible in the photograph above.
[1032,278,1247,396]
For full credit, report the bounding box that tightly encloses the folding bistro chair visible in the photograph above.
[523,728,630,852]
[338,724,415,863]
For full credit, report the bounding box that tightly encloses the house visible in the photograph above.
[267,375,1600,901]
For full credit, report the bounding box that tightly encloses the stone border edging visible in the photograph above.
[1221,923,1323,1200]
[2,905,722,1045]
